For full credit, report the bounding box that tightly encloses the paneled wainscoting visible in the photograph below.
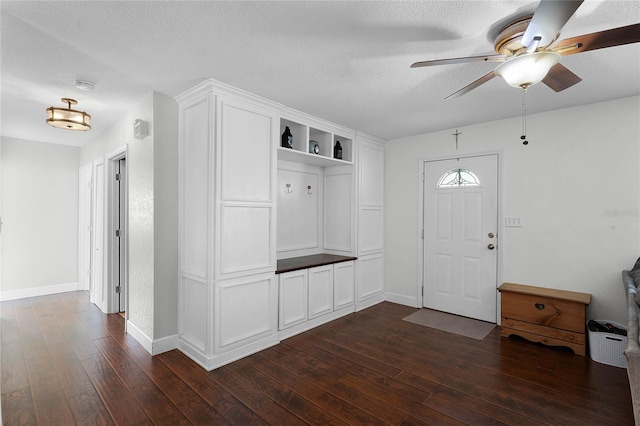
[1,291,634,425]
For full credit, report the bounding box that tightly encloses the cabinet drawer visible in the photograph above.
[501,317,586,345]
[501,292,585,333]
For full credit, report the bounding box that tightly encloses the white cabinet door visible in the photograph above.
[308,265,334,319]
[358,139,384,256]
[334,261,355,310]
[216,273,278,351]
[216,97,277,279]
[279,270,308,329]
[357,253,384,302]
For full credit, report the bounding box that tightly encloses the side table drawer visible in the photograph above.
[501,291,585,333]
[501,317,586,345]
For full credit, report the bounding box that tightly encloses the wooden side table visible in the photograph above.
[498,283,592,356]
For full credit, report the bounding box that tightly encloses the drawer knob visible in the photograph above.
[535,303,545,310]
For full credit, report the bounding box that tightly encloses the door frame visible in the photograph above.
[78,163,94,292]
[416,150,503,323]
[106,147,128,315]
[91,157,106,311]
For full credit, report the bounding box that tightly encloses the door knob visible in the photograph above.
[487,244,495,250]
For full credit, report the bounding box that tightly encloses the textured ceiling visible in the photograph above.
[1,1,639,146]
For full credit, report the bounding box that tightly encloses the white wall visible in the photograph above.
[152,92,179,341]
[79,92,179,350]
[1,137,80,299]
[385,96,640,325]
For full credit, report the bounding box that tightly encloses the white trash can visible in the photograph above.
[587,320,628,368]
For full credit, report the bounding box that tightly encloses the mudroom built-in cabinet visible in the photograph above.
[177,78,384,370]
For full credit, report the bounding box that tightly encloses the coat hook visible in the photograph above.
[286,183,292,193]
[307,185,312,195]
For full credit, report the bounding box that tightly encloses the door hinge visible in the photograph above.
[115,173,121,181]
[115,286,121,294]
[115,229,120,237]
[421,229,424,239]
[421,287,424,296]
[422,173,425,182]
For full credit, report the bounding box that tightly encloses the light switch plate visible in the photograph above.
[505,217,522,228]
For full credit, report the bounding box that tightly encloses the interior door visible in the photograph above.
[78,163,93,292]
[91,160,105,309]
[423,154,498,322]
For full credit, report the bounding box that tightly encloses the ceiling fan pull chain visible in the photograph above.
[522,89,528,145]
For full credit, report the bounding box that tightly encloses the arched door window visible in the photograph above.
[437,168,480,188]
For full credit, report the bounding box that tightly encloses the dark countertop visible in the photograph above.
[276,254,357,274]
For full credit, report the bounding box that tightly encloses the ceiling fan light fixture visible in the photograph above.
[46,98,91,131]
[495,51,560,89]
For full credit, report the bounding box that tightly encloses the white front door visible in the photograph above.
[423,154,498,322]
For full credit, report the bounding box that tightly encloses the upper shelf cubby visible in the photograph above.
[279,117,354,167]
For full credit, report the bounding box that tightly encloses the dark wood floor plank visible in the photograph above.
[227,357,349,425]
[32,394,79,425]
[82,353,153,425]
[488,370,633,425]
[36,313,69,347]
[103,314,140,349]
[124,345,231,425]
[209,365,273,411]
[211,365,307,425]
[94,336,191,425]
[397,368,538,425]
[1,302,21,344]
[159,349,267,425]
[311,335,403,377]
[248,350,384,425]
[443,374,595,426]
[251,340,403,424]
[468,346,633,414]
[20,335,60,401]
[1,293,634,426]
[67,387,115,426]
[1,340,29,392]
[267,340,457,425]
[1,387,37,426]
[254,401,309,426]
[10,298,32,311]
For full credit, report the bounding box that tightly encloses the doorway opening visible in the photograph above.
[109,154,127,317]
[115,157,126,314]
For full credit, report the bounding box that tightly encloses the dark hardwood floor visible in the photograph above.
[1,291,634,425]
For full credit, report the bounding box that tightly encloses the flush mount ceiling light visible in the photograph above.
[75,80,95,91]
[494,51,561,89]
[46,98,91,131]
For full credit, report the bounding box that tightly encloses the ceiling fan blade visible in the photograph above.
[445,70,497,100]
[411,54,506,68]
[542,63,582,92]
[552,23,640,56]
[522,0,584,47]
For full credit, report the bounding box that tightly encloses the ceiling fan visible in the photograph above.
[411,0,640,99]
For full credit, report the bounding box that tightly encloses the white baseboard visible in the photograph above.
[126,320,178,356]
[126,320,153,354]
[385,292,419,308]
[152,334,179,355]
[355,294,385,312]
[0,282,80,301]
[178,333,280,371]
